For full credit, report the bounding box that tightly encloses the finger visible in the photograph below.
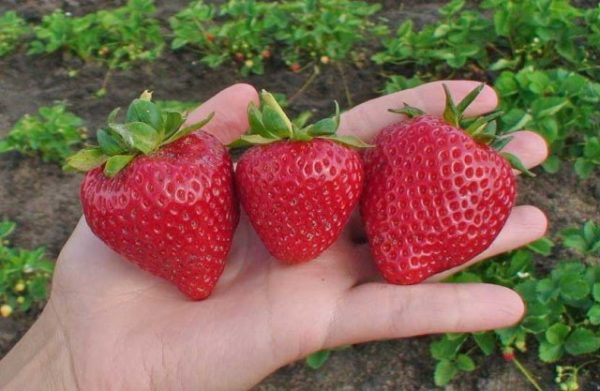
[185,83,259,144]
[339,80,498,141]
[502,130,549,172]
[429,205,547,281]
[323,283,524,347]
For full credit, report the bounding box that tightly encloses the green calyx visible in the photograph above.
[65,91,212,178]
[229,90,370,149]
[389,83,535,177]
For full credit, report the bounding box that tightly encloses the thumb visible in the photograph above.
[184,83,259,144]
[322,283,525,348]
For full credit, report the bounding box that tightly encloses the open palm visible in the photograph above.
[16,82,548,390]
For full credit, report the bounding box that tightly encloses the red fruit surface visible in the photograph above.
[502,352,515,361]
[234,52,245,62]
[81,132,239,300]
[360,115,516,284]
[290,63,301,72]
[236,139,364,263]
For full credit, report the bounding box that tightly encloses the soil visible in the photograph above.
[1,0,599,390]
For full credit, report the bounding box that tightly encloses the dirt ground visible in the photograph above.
[1,0,599,390]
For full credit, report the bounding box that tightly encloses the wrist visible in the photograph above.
[0,301,78,390]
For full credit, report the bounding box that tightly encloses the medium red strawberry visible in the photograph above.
[67,91,238,300]
[361,84,531,284]
[232,91,366,263]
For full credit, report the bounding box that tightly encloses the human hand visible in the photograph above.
[0,82,548,391]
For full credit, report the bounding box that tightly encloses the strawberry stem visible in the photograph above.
[229,90,370,149]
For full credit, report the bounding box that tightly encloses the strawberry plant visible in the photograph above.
[429,221,600,389]
[0,11,29,57]
[560,221,600,257]
[0,221,54,318]
[275,0,387,69]
[0,103,86,164]
[372,0,493,72]
[480,0,599,78]
[374,0,600,178]
[28,0,164,70]
[374,0,599,77]
[494,68,600,176]
[170,0,283,76]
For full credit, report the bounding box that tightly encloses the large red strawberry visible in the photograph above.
[67,91,238,300]
[361,85,531,284]
[233,91,366,263]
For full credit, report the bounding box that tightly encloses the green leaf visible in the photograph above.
[107,107,121,124]
[27,276,48,300]
[261,91,293,138]
[262,106,293,138]
[434,360,458,386]
[292,111,313,129]
[126,97,162,129]
[593,283,600,302]
[319,135,372,149]
[430,335,467,360]
[305,350,331,369]
[306,117,338,136]
[489,58,520,71]
[539,341,564,363]
[559,272,591,301]
[561,229,589,253]
[97,128,127,155]
[574,158,594,179]
[0,221,16,239]
[248,102,267,134]
[587,304,600,325]
[521,316,550,334]
[583,221,598,243]
[239,134,279,145]
[162,113,214,146]
[501,152,535,177]
[439,0,465,16]
[502,111,532,133]
[162,111,185,137]
[103,154,135,177]
[542,155,561,174]
[473,332,496,355]
[545,323,571,345]
[455,354,475,372]
[65,147,108,171]
[305,102,340,137]
[526,237,554,256]
[110,122,159,154]
[564,328,600,355]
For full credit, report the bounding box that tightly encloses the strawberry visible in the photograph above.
[232,91,367,263]
[261,49,272,59]
[67,91,238,300]
[361,85,532,284]
[234,52,245,62]
[502,348,515,361]
[290,63,301,73]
